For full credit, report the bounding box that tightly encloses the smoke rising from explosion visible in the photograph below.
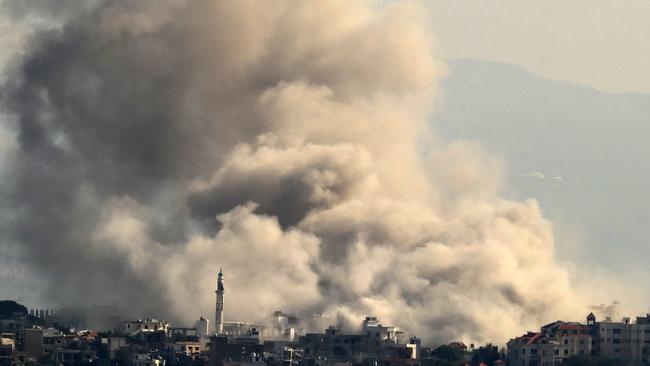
[0,0,580,343]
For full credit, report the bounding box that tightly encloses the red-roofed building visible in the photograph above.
[508,313,650,365]
[508,315,597,365]
[507,332,561,366]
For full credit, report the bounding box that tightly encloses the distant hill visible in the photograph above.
[433,58,650,270]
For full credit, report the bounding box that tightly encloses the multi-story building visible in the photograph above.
[554,324,592,358]
[123,319,170,335]
[508,313,650,366]
[209,335,265,366]
[23,327,43,360]
[0,337,13,366]
[406,337,421,360]
[106,337,128,359]
[597,314,650,365]
[507,331,562,366]
[133,352,166,366]
[362,317,406,344]
[508,317,594,366]
[162,340,202,356]
[196,317,211,338]
[633,315,650,365]
[298,318,416,366]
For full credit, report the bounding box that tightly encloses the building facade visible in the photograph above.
[597,314,650,365]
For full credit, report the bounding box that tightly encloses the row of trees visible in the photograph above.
[429,343,502,366]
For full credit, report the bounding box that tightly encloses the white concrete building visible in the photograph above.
[133,353,165,366]
[361,316,405,344]
[406,337,421,359]
[195,316,210,339]
[220,320,303,342]
[123,319,170,335]
[597,314,650,365]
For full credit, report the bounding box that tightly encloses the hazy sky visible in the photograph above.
[427,0,650,93]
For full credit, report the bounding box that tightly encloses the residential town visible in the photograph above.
[1,270,648,366]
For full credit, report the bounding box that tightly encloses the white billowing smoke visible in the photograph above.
[0,0,581,343]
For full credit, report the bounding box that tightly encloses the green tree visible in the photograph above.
[470,344,499,366]
[431,345,466,363]
[0,300,28,318]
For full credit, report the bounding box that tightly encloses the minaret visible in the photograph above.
[215,268,225,335]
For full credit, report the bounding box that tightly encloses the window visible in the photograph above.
[522,348,526,354]
[564,340,568,345]
[554,350,559,355]
[613,329,621,335]
[613,339,621,344]
[564,350,568,355]
[531,349,537,355]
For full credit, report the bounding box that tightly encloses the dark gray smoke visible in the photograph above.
[0,0,580,343]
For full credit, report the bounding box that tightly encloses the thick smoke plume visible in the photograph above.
[0,0,580,343]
